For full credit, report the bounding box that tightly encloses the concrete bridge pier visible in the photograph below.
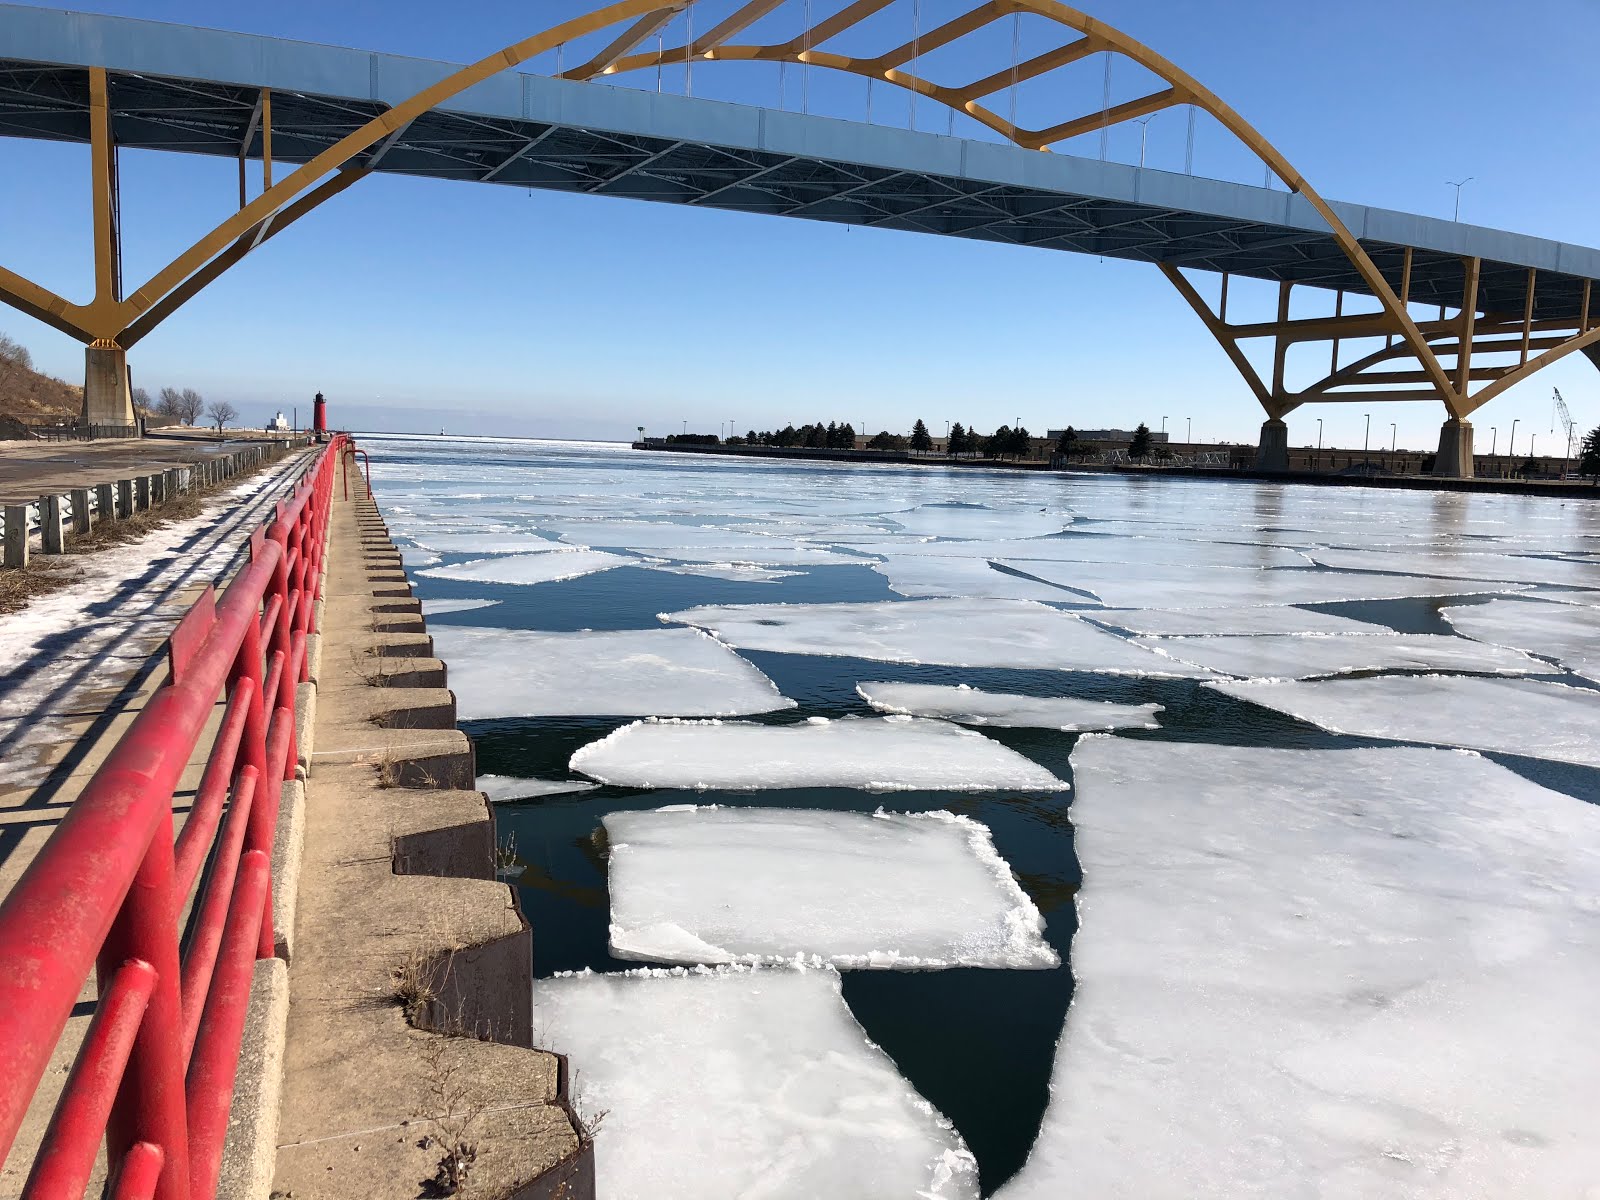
[1431,418,1475,478]
[1254,418,1290,472]
[82,341,136,428]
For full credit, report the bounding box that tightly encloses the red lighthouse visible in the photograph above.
[312,391,328,440]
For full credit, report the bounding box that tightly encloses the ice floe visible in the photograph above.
[661,599,1214,676]
[1208,675,1600,768]
[432,626,794,720]
[605,807,1056,969]
[999,739,1600,1199]
[534,965,979,1199]
[872,554,1089,602]
[857,535,1309,570]
[419,550,633,586]
[1309,546,1600,589]
[643,562,804,583]
[418,597,501,616]
[1085,605,1384,637]
[477,774,599,802]
[570,716,1069,790]
[404,532,573,555]
[998,561,1527,610]
[1140,632,1546,679]
[1442,597,1600,682]
[857,682,1162,731]
[887,504,1071,540]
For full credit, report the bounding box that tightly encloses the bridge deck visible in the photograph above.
[1,3,1597,323]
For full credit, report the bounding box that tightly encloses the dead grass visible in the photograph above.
[0,454,280,616]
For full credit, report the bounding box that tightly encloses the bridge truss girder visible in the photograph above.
[0,0,1593,455]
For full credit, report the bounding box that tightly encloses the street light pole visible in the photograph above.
[1447,177,1474,222]
[1490,426,1497,456]
[1363,412,1371,471]
[1186,416,1192,445]
[1316,417,1323,471]
[1510,418,1520,460]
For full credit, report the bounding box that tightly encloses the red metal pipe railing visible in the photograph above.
[0,435,352,1199]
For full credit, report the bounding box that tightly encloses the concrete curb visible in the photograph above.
[217,959,289,1200]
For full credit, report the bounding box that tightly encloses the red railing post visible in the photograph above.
[96,833,191,1200]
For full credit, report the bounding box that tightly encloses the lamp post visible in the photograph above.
[1446,177,1474,222]
[1490,426,1497,456]
[1186,416,1192,445]
[1161,415,1167,433]
[1363,412,1371,472]
[1316,417,1323,470]
[1509,418,1519,459]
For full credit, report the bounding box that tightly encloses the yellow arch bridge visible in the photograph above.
[2,0,1596,476]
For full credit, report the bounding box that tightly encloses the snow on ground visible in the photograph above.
[999,740,1600,1200]
[0,451,310,791]
[432,626,794,720]
[605,807,1056,969]
[1139,632,1547,679]
[857,682,1162,731]
[535,965,979,1200]
[998,561,1528,610]
[418,597,500,616]
[417,549,633,586]
[570,716,1069,791]
[1309,546,1600,589]
[1442,597,1600,683]
[1208,676,1600,768]
[476,774,598,802]
[660,598,1214,676]
[1083,606,1386,637]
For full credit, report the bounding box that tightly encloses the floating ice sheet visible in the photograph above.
[857,535,1308,570]
[643,562,804,583]
[872,554,1089,601]
[661,599,1213,676]
[605,807,1056,969]
[857,682,1162,731]
[1442,597,1600,682]
[1141,632,1546,679]
[571,716,1069,791]
[999,561,1526,610]
[419,550,632,586]
[1310,546,1600,589]
[650,545,870,567]
[418,597,501,616]
[432,626,794,720]
[544,520,792,551]
[477,774,599,802]
[1085,605,1384,637]
[535,966,979,1200]
[405,532,573,555]
[887,504,1071,540]
[1208,675,1600,768]
[999,740,1600,1200]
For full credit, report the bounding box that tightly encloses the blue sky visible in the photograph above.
[1,0,1596,455]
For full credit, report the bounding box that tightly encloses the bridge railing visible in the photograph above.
[0,433,349,1200]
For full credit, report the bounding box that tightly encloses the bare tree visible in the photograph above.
[206,399,238,432]
[157,386,183,420]
[178,387,204,424]
[0,332,32,370]
[131,385,151,411]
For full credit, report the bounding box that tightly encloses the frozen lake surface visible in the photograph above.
[376,437,1600,1198]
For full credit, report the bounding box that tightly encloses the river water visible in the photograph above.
[370,435,1600,1199]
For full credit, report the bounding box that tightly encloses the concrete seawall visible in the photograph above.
[267,469,593,1198]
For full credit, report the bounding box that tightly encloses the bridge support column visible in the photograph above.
[1254,418,1290,472]
[1431,418,1475,478]
[82,341,135,428]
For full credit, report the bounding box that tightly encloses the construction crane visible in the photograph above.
[1553,388,1577,478]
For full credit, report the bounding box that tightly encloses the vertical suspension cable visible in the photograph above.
[909,0,921,131]
[685,6,694,97]
[556,42,565,75]
[1008,13,1020,131]
[1185,105,1195,174]
[1098,54,1112,160]
[657,31,664,93]
[802,0,812,114]
[779,59,787,110]
[867,76,874,123]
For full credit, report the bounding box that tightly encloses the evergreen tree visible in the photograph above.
[1580,427,1600,480]
[910,419,932,452]
[1128,422,1153,461]
[986,424,1012,458]
[1056,426,1078,456]
[1010,425,1031,457]
[948,422,967,457]
[806,422,827,448]
[839,422,856,449]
